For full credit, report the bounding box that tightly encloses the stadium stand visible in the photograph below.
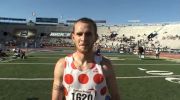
[0,17,180,54]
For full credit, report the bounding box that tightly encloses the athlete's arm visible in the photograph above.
[52,58,66,100]
[102,57,121,100]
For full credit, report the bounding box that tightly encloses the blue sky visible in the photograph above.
[1,0,180,24]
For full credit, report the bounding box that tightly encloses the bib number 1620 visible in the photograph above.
[71,92,94,100]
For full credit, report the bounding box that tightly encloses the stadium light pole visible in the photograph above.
[59,14,64,23]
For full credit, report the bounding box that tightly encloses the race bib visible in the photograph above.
[69,88,95,100]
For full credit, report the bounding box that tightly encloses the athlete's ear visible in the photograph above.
[71,32,75,42]
[94,34,99,42]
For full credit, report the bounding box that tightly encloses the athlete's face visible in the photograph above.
[72,22,97,53]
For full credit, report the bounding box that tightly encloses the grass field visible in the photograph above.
[0,49,180,100]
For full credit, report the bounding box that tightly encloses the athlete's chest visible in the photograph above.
[63,63,105,88]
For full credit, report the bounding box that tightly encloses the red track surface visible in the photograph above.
[160,52,180,59]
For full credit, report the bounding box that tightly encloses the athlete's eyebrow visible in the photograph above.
[76,32,83,36]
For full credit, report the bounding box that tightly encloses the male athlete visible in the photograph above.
[52,18,120,100]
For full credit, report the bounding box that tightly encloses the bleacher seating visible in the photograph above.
[97,23,180,49]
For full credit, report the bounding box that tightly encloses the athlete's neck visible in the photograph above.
[74,51,94,63]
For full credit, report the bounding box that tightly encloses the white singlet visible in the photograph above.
[62,54,111,100]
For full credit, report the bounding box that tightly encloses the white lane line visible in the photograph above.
[0,78,53,80]
[0,63,55,65]
[0,75,180,80]
[113,64,180,65]
[138,67,147,71]
[28,57,58,58]
[0,63,180,65]
[116,75,180,79]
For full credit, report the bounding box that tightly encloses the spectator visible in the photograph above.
[138,46,144,59]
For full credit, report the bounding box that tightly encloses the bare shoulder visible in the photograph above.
[55,57,66,69]
[53,57,66,82]
[101,56,113,70]
[101,56,114,77]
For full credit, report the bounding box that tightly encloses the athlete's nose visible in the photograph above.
[80,34,87,42]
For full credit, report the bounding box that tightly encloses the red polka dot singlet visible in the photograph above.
[62,54,110,100]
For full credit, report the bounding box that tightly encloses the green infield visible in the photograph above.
[0,50,180,100]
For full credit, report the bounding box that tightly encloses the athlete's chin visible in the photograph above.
[79,49,89,53]
[78,48,92,54]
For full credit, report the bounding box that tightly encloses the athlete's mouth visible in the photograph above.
[80,44,88,46]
